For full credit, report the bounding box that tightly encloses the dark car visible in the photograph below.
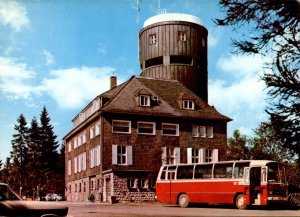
[0,183,68,217]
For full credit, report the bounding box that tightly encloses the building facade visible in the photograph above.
[64,13,231,203]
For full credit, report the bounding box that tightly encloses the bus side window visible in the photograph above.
[214,163,233,178]
[177,165,194,179]
[234,162,250,178]
[160,167,167,180]
[195,164,212,179]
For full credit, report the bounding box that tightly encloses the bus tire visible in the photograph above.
[178,194,189,208]
[235,193,247,210]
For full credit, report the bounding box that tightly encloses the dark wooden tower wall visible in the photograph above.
[139,15,208,102]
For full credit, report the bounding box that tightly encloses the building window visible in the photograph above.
[128,179,139,189]
[90,145,100,168]
[68,160,71,176]
[187,148,218,163]
[112,145,133,165]
[112,120,131,134]
[162,123,179,136]
[74,156,78,173]
[139,95,150,107]
[182,100,195,110]
[137,121,155,135]
[178,31,187,41]
[68,142,72,152]
[162,147,180,165]
[149,34,157,44]
[191,148,199,163]
[74,138,78,149]
[77,152,86,172]
[192,125,214,138]
[95,121,100,136]
[90,126,95,139]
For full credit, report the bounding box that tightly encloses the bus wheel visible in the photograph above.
[235,194,246,210]
[178,194,189,208]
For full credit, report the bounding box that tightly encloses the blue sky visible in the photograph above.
[0,0,268,162]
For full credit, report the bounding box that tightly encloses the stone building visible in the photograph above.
[64,13,231,202]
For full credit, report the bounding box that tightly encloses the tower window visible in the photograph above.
[145,56,163,68]
[170,55,192,65]
[149,34,157,45]
[178,31,187,41]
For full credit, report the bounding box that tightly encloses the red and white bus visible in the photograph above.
[155,160,288,209]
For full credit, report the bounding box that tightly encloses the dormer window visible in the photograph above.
[139,95,150,107]
[183,100,195,110]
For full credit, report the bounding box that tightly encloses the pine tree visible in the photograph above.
[39,106,59,191]
[10,114,29,195]
[27,117,42,192]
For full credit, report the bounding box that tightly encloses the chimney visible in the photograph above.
[110,76,117,89]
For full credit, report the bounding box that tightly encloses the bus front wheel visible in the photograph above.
[178,194,189,208]
[235,194,247,210]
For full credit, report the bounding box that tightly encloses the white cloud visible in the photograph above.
[39,66,115,109]
[43,50,55,65]
[217,54,269,78]
[0,0,30,32]
[209,54,268,136]
[208,28,222,48]
[0,56,116,109]
[0,57,36,100]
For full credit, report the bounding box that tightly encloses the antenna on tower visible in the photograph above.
[157,0,167,14]
[137,0,141,30]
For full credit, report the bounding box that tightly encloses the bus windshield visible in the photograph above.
[267,162,286,183]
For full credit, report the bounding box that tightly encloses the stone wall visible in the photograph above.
[112,173,155,202]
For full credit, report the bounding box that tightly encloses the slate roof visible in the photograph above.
[100,76,231,122]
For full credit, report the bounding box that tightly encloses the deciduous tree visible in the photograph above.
[216,0,300,160]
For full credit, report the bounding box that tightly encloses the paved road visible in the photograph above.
[66,202,300,217]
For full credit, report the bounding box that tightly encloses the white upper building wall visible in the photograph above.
[143,13,203,28]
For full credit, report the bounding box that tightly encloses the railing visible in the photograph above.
[73,98,101,127]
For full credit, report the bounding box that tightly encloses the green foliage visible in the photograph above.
[225,129,250,160]
[0,107,64,198]
[216,0,300,160]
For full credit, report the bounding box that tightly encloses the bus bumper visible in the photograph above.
[267,196,288,203]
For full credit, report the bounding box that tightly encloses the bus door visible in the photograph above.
[250,167,261,205]
[167,166,176,203]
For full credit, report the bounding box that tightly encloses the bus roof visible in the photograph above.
[161,160,279,168]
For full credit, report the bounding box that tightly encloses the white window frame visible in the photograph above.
[68,160,71,176]
[192,125,214,138]
[90,126,95,139]
[207,126,214,138]
[74,156,78,174]
[182,100,195,110]
[137,121,156,135]
[112,120,131,134]
[162,147,180,165]
[139,95,150,107]
[90,145,100,168]
[68,142,72,152]
[162,123,179,136]
[112,145,133,165]
[95,121,100,136]
[187,147,218,163]
[74,137,78,149]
